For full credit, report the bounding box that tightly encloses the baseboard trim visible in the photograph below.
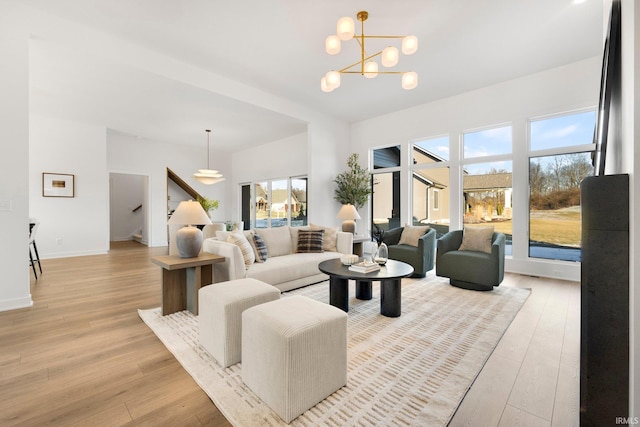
[0,295,33,313]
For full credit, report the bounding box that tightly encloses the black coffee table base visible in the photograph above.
[329,277,402,318]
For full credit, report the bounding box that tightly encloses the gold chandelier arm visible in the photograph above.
[339,51,383,73]
[340,71,407,75]
[357,35,407,39]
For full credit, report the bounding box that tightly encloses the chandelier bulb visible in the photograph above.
[402,72,418,90]
[321,77,334,92]
[325,70,341,90]
[325,35,341,55]
[337,17,355,40]
[402,36,418,55]
[381,46,399,67]
[364,61,378,79]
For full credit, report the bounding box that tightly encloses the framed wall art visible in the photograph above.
[42,173,75,198]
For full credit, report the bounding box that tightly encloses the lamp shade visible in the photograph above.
[402,35,418,55]
[337,204,361,234]
[337,16,355,40]
[337,204,361,220]
[402,71,418,90]
[325,70,341,89]
[381,46,399,67]
[321,77,334,92]
[168,200,212,226]
[364,61,379,78]
[168,200,211,258]
[325,35,341,54]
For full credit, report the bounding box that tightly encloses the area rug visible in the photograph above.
[139,274,529,426]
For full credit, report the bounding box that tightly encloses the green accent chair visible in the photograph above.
[380,226,436,278]
[436,230,505,291]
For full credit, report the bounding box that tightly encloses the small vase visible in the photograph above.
[374,242,388,266]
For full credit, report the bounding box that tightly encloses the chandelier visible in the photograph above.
[193,129,225,185]
[321,10,418,92]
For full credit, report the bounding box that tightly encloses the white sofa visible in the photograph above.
[203,225,353,292]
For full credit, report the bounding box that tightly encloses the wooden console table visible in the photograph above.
[151,253,224,315]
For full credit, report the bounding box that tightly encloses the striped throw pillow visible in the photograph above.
[296,229,324,253]
[253,233,268,263]
[227,232,255,268]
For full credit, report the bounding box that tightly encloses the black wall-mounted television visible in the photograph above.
[592,0,621,176]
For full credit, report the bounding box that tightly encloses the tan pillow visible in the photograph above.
[310,224,339,252]
[255,226,293,257]
[398,224,430,247]
[458,226,495,254]
[227,232,255,268]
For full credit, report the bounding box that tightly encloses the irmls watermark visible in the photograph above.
[616,417,640,425]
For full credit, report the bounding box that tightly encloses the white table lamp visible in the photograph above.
[337,204,361,234]
[168,200,212,258]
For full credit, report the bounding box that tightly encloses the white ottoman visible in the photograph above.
[242,295,347,423]
[199,278,280,368]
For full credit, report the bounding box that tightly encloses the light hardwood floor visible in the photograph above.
[1,241,579,426]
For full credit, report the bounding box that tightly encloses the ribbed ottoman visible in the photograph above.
[242,295,347,423]
[199,278,280,368]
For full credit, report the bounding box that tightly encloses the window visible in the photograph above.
[245,177,308,229]
[411,136,450,237]
[372,146,401,234]
[462,126,513,254]
[463,125,512,159]
[462,161,513,255]
[528,110,596,261]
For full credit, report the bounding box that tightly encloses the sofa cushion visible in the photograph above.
[227,232,255,267]
[296,229,324,253]
[256,226,293,257]
[398,224,430,247]
[458,226,494,254]
[247,252,341,285]
[253,234,268,263]
[310,224,339,252]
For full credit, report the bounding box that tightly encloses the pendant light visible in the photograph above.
[193,129,225,185]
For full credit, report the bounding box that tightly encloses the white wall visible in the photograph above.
[351,56,601,281]
[107,131,230,247]
[0,3,31,312]
[29,115,109,258]
[110,173,145,242]
[230,123,351,230]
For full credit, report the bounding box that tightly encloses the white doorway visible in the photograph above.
[109,173,150,245]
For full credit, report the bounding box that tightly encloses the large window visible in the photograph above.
[528,111,595,261]
[412,136,450,237]
[372,146,401,234]
[463,126,513,255]
[245,177,308,229]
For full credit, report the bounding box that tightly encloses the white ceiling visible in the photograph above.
[24,0,603,152]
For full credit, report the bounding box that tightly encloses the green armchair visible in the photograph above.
[380,226,436,278]
[436,229,505,291]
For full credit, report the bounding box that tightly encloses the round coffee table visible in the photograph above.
[318,258,414,317]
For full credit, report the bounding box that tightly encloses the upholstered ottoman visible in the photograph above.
[199,278,280,368]
[242,295,347,423]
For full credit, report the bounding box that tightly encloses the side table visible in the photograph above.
[151,253,224,315]
[352,235,370,256]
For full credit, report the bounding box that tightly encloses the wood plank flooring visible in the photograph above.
[0,241,230,426]
[1,241,579,426]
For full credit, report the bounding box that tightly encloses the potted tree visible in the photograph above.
[333,153,372,209]
[197,196,219,219]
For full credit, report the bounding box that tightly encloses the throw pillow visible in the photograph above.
[255,226,293,257]
[226,232,255,268]
[398,224,430,247]
[296,229,324,253]
[253,233,268,263]
[309,224,339,252]
[458,226,495,254]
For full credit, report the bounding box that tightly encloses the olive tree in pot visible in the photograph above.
[334,153,372,233]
